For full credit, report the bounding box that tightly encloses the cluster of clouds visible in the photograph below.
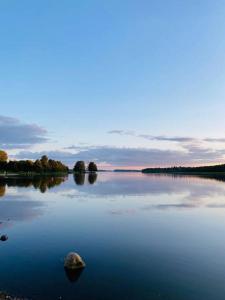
[1,115,225,168]
[14,144,225,168]
[0,115,48,149]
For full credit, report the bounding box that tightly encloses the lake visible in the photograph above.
[1,172,225,299]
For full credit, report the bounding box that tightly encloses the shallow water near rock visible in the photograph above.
[1,172,225,299]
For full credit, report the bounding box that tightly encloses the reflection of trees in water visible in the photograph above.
[88,173,98,184]
[0,175,67,195]
[73,173,98,185]
[73,173,85,185]
[198,174,225,183]
[32,176,67,193]
[0,172,98,196]
[0,185,6,197]
[148,173,225,183]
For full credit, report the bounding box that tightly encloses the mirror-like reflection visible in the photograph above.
[0,175,68,195]
[88,173,98,184]
[0,185,6,197]
[1,173,225,299]
[73,173,85,185]
[73,172,98,186]
[2,172,225,197]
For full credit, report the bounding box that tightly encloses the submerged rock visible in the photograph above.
[0,235,8,242]
[64,252,85,270]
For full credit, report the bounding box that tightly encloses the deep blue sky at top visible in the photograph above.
[1,0,225,167]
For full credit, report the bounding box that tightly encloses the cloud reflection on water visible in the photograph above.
[1,173,225,227]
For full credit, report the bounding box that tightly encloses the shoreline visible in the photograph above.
[142,171,225,176]
[0,172,69,177]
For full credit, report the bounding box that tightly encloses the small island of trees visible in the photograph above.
[73,161,98,173]
[0,151,68,174]
[0,150,98,175]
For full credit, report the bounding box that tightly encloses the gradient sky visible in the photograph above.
[1,0,225,168]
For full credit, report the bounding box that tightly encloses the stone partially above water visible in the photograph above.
[64,252,86,269]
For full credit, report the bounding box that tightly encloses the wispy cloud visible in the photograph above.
[108,130,125,135]
[204,138,225,142]
[108,130,225,144]
[138,134,195,142]
[108,130,135,136]
[0,115,48,150]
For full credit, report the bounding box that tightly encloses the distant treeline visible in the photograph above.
[114,169,141,172]
[142,164,225,174]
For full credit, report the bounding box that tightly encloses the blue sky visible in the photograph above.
[1,0,225,168]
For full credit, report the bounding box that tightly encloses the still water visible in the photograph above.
[1,172,225,299]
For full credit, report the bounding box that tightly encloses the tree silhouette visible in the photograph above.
[0,155,68,174]
[88,162,97,172]
[73,161,86,173]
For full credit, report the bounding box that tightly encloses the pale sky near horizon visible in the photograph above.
[1,0,225,168]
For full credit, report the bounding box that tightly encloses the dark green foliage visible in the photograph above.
[40,155,49,169]
[73,161,86,173]
[34,159,43,172]
[0,161,7,171]
[88,162,97,172]
[0,155,69,174]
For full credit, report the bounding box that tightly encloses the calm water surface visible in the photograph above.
[1,173,225,299]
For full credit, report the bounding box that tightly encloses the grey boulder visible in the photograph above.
[64,252,85,269]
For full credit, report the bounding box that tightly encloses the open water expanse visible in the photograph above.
[1,172,225,299]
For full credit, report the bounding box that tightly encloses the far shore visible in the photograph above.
[142,171,225,176]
